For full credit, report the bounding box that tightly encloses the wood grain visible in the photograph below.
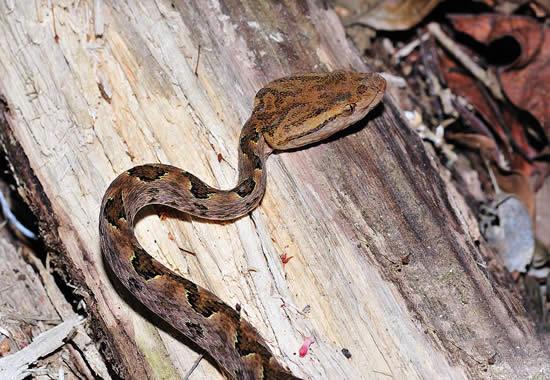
[0,0,546,378]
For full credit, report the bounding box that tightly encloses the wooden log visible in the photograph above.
[0,1,546,378]
[0,195,110,379]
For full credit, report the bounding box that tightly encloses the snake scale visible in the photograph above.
[99,71,386,379]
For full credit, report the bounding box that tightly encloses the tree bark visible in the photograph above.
[0,1,546,379]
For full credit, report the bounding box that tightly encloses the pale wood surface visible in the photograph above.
[0,1,547,379]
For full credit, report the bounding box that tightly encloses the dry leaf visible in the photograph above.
[439,19,545,180]
[446,132,498,153]
[439,53,510,149]
[351,0,441,30]
[491,162,536,220]
[449,14,550,136]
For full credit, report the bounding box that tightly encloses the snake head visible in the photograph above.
[253,70,386,150]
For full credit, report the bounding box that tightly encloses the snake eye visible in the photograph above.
[343,103,356,115]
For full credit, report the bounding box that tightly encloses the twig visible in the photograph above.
[183,354,203,380]
[194,45,201,76]
[452,98,494,138]
[427,23,504,101]
[420,35,447,118]
[178,247,197,256]
[0,317,82,380]
[393,33,429,62]
[485,158,502,196]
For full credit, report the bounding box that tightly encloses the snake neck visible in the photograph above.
[102,118,271,224]
[233,118,272,215]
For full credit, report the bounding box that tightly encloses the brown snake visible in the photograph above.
[99,71,386,379]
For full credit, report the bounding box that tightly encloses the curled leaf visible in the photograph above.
[439,53,509,150]
[449,14,550,135]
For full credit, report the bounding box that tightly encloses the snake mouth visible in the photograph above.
[281,106,383,150]
[361,73,387,106]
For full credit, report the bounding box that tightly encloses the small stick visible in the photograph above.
[183,354,203,380]
[420,36,445,118]
[178,247,197,256]
[427,23,504,101]
[0,317,81,379]
[194,45,201,76]
[392,33,429,62]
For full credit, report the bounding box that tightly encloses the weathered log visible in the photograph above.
[0,198,110,379]
[0,1,546,378]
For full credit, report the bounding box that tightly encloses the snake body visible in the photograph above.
[99,71,385,379]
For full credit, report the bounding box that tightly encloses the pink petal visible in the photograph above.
[299,337,315,357]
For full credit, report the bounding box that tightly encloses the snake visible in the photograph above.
[99,71,386,379]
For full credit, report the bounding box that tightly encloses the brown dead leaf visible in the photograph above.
[349,0,441,30]
[438,54,538,175]
[446,132,499,153]
[491,161,536,220]
[439,53,510,149]
[449,14,550,136]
